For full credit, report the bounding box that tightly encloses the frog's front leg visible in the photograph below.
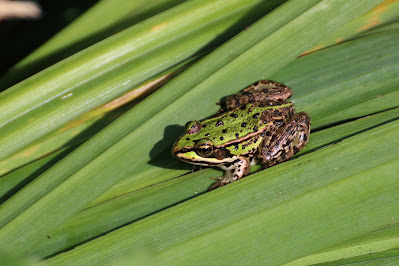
[209,156,250,190]
[258,112,310,167]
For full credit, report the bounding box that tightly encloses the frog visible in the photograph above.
[171,80,310,190]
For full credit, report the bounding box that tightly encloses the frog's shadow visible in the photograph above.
[148,124,191,170]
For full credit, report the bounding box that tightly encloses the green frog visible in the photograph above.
[172,80,310,190]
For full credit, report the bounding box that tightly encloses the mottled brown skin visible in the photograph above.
[259,111,310,167]
[224,80,293,110]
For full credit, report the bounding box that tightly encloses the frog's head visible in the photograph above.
[171,121,236,166]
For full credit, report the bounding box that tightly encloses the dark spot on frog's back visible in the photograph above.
[220,136,224,141]
[235,133,239,138]
[253,126,258,132]
[253,113,259,119]
[215,121,224,127]
[222,129,227,133]
[205,133,210,137]
[230,113,238,118]
[241,122,247,128]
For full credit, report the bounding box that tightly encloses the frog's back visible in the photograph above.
[201,102,294,147]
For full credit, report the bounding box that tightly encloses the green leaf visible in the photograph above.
[46,118,399,265]
[32,108,399,258]
[0,149,66,201]
[287,220,399,265]
[302,0,399,54]
[0,0,274,162]
[321,249,399,265]
[0,57,197,176]
[0,0,188,88]
[0,0,387,262]
[2,0,396,176]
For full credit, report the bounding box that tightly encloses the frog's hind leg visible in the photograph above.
[208,156,250,190]
[258,112,310,168]
[224,80,293,110]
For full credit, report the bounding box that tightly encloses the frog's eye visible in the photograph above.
[185,121,203,135]
[194,138,214,157]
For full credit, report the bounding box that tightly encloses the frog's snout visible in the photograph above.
[171,139,183,158]
[171,143,178,157]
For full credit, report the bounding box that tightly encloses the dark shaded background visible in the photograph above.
[0,0,97,74]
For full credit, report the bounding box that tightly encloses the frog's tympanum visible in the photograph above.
[172,80,310,190]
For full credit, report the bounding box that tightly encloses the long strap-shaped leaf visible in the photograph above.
[0,0,382,256]
[0,0,275,161]
[22,27,399,258]
[0,0,312,230]
[46,118,399,264]
[34,108,399,259]
[0,0,188,88]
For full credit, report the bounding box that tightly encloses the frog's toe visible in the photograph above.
[210,176,224,181]
[208,181,224,190]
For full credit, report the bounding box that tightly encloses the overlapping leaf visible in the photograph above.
[0,0,276,163]
[0,0,397,264]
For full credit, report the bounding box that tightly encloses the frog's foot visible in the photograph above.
[208,156,250,190]
[224,80,293,109]
[258,112,311,167]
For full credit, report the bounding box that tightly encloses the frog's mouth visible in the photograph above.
[177,157,223,166]
[172,147,237,166]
